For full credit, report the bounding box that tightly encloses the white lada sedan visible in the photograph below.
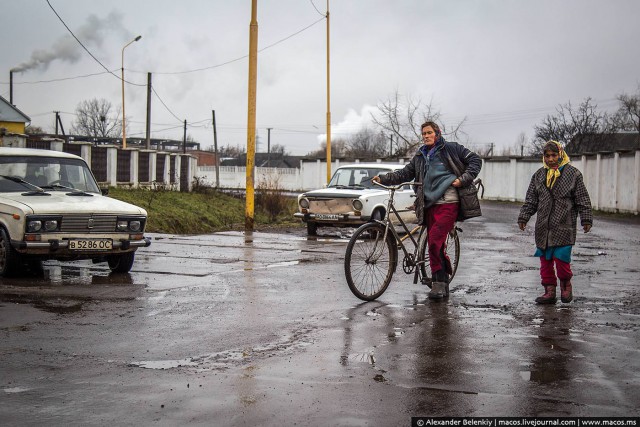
[294,163,416,236]
[0,147,150,276]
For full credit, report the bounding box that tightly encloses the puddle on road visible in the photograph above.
[459,305,514,320]
[129,327,316,371]
[341,348,377,366]
[3,387,32,394]
[129,358,200,370]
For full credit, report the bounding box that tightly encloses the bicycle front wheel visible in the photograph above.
[344,223,398,301]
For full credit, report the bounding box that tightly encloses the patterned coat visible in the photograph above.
[518,164,593,249]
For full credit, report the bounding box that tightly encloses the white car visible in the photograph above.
[0,147,150,276]
[294,163,416,235]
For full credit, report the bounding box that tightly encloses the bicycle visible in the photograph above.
[344,180,473,301]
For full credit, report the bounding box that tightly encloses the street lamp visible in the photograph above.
[121,35,142,149]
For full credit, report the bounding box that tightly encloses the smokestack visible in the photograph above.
[9,70,13,104]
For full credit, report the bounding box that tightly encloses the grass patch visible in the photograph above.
[107,186,301,234]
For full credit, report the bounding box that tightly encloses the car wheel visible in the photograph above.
[307,222,318,236]
[107,252,136,273]
[0,228,21,277]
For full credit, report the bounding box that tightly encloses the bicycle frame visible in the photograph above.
[369,181,425,272]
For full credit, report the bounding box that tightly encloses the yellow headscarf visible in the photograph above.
[543,140,571,188]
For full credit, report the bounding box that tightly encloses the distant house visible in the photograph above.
[566,132,640,155]
[0,95,31,147]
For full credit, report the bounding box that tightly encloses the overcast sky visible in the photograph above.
[2,0,639,155]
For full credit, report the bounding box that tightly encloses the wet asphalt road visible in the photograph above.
[1,201,639,426]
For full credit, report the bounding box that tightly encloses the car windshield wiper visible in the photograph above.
[0,175,47,194]
[42,184,94,196]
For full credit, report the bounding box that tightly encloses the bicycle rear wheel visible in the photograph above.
[344,223,398,301]
[417,226,461,287]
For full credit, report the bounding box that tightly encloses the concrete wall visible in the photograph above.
[196,151,640,214]
[476,152,640,214]
[22,138,197,191]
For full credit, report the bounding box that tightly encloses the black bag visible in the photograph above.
[456,184,482,221]
[444,153,482,221]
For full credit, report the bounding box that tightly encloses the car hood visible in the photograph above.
[1,192,147,216]
[301,188,384,199]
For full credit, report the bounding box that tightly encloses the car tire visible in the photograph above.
[107,252,136,273]
[306,222,318,236]
[0,228,21,277]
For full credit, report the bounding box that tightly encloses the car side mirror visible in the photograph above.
[101,187,109,196]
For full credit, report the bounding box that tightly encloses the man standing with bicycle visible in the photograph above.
[373,121,482,300]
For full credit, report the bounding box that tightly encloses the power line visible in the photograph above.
[151,87,183,123]
[128,16,326,75]
[309,0,326,17]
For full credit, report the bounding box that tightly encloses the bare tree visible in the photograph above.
[344,128,389,158]
[372,90,467,157]
[612,86,640,133]
[71,98,122,137]
[306,139,347,158]
[269,144,290,156]
[216,144,246,157]
[25,125,45,134]
[532,97,617,155]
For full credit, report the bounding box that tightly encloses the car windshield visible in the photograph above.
[328,167,394,189]
[0,156,101,193]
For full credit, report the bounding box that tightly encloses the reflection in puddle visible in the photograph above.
[341,349,376,366]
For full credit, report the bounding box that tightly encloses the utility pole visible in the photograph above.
[245,0,258,235]
[212,110,220,188]
[389,134,393,157]
[9,71,13,105]
[267,127,272,167]
[54,112,65,136]
[145,72,152,149]
[325,0,332,183]
[183,120,187,154]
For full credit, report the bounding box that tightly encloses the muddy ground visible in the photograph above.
[1,201,639,425]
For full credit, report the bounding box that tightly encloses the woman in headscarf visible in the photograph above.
[518,140,593,304]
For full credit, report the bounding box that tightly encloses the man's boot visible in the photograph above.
[560,279,573,303]
[535,284,557,304]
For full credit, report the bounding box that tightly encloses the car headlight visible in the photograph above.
[27,220,42,233]
[44,220,59,231]
[352,199,363,211]
[116,217,146,232]
[26,216,61,233]
[299,198,310,209]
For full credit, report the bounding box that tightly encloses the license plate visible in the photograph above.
[68,239,113,250]
[316,214,340,221]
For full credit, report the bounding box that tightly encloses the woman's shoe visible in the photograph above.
[560,279,573,303]
[429,282,447,300]
[535,284,557,304]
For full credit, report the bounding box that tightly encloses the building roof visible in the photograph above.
[567,132,640,155]
[0,95,31,123]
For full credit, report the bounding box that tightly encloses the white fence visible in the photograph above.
[196,151,640,214]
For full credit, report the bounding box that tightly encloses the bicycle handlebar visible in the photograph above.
[372,180,421,190]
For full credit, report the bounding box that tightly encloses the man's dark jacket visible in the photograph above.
[379,139,482,225]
